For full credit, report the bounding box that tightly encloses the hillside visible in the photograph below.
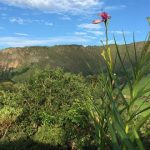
[0,42,148,76]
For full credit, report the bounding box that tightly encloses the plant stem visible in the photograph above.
[105,22,108,47]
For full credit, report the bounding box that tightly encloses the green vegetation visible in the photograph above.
[0,18,150,150]
[0,68,96,149]
[0,46,150,149]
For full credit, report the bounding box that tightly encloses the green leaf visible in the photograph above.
[113,36,133,98]
[133,128,145,150]
[135,113,150,131]
[111,103,135,149]
[108,122,121,150]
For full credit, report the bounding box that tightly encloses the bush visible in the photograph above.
[0,106,22,139]
[33,125,65,146]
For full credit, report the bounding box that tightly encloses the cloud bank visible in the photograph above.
[0,35,93,48]
[0,0,103,14]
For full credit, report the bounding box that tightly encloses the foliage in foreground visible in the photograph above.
[0,68,97,149]
[0,65,149,149]
[88,13,150,150]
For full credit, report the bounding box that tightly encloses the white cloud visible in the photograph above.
[74,32,87,36]
[0,0,104,14]
[85,35,97,40]
[78,23,102,30]
[45,22,53,26]
[109,30,131,35]
[0,35,92,47]
[104,5,126,11]
[102,40,115,45]
[87,30,104,36]
[1,13,7,16]
[60,15,71,20]
[9,17,32,24]
[77,23,104,38]
[0,37,51,47]
[15,33,29,36]
[9,17,54,27]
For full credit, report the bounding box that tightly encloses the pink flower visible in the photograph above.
[92,12,111,24]
[92,19,102,24]
[100,12,111,22]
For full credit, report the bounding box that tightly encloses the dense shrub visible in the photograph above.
[0,67,95,149]
[33,125,66,146]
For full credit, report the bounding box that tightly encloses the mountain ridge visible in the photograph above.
[0,42,148,75]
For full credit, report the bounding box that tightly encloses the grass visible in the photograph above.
[123,75,150,117]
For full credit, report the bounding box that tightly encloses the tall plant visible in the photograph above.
[87,12,150,149]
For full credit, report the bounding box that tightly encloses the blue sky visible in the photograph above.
[0,0,149,49]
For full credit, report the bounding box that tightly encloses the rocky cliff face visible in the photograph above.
[0,47,38,69]
[0,48,22,69]
[0,60,20,69]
